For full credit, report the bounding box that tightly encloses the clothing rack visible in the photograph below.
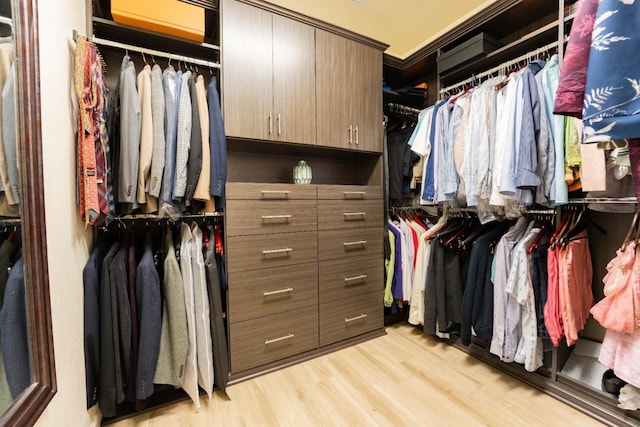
[439,39,562,96]
[385,103,421,117]
[72,30,221,70]
[568,197,638,205]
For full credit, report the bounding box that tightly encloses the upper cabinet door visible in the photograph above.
[316,30,382,153]
[222,0,273,141]
[316,30,353,150]
[352,42,382,153]
[272,15,316,145]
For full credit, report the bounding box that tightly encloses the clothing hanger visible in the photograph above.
[621,209,640,250]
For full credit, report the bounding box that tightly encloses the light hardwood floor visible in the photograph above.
[111,324,604,426]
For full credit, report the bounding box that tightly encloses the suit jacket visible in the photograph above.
[173,70,192,201]
[207,77,227,210]
[191,224,214,398]
[0,238,16,308]
[109,242,132,404]
[179,222,200,407]
[0,257,29,399]
[117,56,141,213]
[160,66,178,205]
[83,243,105,409]
[185,74,202,203]
[149,64,165,199]
[135,232,162,400]
[0,44,17,217]
[137,64,158,213]
[154,230,187,387]
[193,75,211,204]
[205,225,229,391]
[3,65,19,204]
[127,234,138,402]
[99,241,120,417]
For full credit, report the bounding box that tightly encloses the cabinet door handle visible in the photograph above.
[344,240,367,247]
[344,314,367,323]
[265,333,295,345]
[262,248,293,255]
[354,126,359,145]
[348,125,353,144]
[261,214,292,221]
[269,113,274,135]
[261,190,291,199]
[344,274,367,283]
[343,212,367,219]
[263,287,294,296]
[277,113,281,135]
[343,191,366,199]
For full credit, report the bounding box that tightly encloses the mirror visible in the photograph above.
[0,0,55,424]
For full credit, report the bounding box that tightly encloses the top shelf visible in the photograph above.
[92,17,220,62]
[439,13,574,86]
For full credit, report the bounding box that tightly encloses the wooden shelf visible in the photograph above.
[92,17,220,62]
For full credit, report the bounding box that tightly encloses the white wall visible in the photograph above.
[35,0,99,425]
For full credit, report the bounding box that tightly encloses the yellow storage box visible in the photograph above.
[111,0,205,43]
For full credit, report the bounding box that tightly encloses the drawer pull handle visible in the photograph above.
[344,274,367,283]
[343,212,367,219]
[263,287,294,296]
[265,333,295,345]
[261,190,291,199]
[345,314,367,323]
[344,240,367,247]
[262,248,293,255]
[261,214,292,221]
[343,191,366,199]
[354,126,359,145]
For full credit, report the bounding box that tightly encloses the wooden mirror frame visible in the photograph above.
[2,0,56,424]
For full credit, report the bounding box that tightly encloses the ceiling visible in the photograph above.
[262,0,498,59]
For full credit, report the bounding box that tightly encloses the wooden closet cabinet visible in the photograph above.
[221,0,316,145]
[316,29,383,153]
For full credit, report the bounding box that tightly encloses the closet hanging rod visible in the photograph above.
[386,103,421,115]
[0,16,12,28]
[439,39,562,96]
[73,31,221,69]
[567,197,638,205]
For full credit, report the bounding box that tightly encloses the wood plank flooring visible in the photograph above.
[111,323,604,426]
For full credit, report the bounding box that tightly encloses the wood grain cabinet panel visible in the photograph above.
[318,227,383,261]
[316,29,382,153]
[228,263,318,323]
[317,200,382,231]
[319,256,382,304]
[317,185,383,200]
[230,306,319,372]
[227,231,317,272]
[226,200,317,236]
[319,291,382,346]
[226,182,316,200]
[222,0,316,145]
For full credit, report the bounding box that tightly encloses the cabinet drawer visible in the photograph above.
[317,200,382,231]
[227,182,316,200]
[227,231,317,272]
[230,306,319,372]
[228,263,318,323]
[319,256,382,304]
[318,227,383,261]
[319,291,382,346]
[226,200,317,236]
[317,185,382,200]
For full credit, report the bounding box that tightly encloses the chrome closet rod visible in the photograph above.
[439,39,561,96]
[73,30,220,70]
[92,36,221,69]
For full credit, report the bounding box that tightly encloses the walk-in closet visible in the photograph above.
[1,0,640,425]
